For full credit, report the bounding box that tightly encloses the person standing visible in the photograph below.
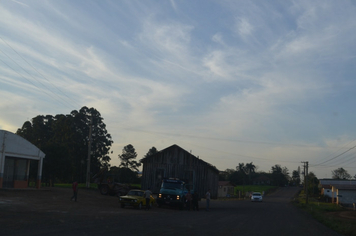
[205,189,211,211]
[71,180,78,202]
[144,188,152,210]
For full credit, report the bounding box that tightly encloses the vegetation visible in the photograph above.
[234,185,277,197]
[118,144,141,171]
[16,106,113,184]
[220,162,294,187]
[332,167,352,180]
[294,190,356,236]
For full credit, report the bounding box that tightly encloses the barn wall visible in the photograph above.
[141,145,219,198]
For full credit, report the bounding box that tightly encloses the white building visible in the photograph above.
[319,179,356,205]
[0,130,45,189]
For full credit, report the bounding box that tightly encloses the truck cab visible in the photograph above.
[156,178,194,209]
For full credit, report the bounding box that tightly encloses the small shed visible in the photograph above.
[141,144,219,199]
[0,130,45,189]
[218,181,235,198]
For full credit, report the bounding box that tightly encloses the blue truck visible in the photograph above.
[156,178,195,210]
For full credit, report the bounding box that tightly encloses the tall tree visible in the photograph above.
[16,106,113,183]
[219,169,235,181]
[118,144,141,171]
[292,170,300,185]
[271,164,289,186]
[233,163,247,185]
[332,167,351,179]
[306,172,319,196]
[140,146,158,163]
[245,162,256,184]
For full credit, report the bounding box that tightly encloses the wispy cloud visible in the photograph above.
[1,0,356,176]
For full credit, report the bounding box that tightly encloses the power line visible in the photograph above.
[133,128,301,164]
[0,37,81,110]
[0,56,74,110]
[310,138,356,166]
[0,36,81,108]
[123,127,343,149]
[310,144,356,167]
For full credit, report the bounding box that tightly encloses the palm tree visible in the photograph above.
[245,162,256,184]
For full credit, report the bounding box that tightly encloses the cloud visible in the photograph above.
[235,17,254,37]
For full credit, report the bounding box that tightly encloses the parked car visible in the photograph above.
[119,189,155,209]
[251,192,263,202]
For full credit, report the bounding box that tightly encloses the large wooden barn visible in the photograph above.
[141,144,219,199]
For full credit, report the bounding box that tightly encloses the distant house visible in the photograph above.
[0,130,45,189]
[332,184,356,205]
[218,181,235,197]
[319,179,356,204]
[141,144,219,199]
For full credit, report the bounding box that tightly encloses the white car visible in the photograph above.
[251,192,263,202]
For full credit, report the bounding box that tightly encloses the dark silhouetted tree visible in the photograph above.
[332,167,351,179]
[118,144,141,171]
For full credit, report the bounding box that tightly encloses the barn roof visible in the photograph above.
[142,144,219,174]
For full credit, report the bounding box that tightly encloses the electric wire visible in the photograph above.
[0,57,73,109]
[0,36,81,109]
[310,144,356,167]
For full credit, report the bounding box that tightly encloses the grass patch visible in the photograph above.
[234,185,277,196]
[294,192,356,236]
[53,183,98,189]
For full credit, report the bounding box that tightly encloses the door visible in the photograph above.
[3,157,15,188]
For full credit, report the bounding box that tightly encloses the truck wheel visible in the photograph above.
[100,185,109,195]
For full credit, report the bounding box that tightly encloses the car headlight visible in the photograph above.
[177,195,180,200]
[119,198,122,201]
[134,199,137,202]
[158,193,162,198]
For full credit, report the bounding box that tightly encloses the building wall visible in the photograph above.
[141,145,219,199]
[337,189,356,205]
[218,185,234,197]
[0,130,45,189]
[322,188,332,198]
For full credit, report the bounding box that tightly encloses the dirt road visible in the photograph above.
[0,187,341,236]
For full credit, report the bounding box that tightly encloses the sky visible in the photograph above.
[1,0,356,179]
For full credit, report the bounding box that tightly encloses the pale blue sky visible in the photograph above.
[1,0,356,179]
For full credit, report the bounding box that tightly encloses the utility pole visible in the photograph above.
[86,116,93,188]
[301,161,309,204]
[306,161,309,204]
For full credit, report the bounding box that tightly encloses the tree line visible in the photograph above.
[16,106,153,185]
[219,162,302,187]
[16,106,355,186]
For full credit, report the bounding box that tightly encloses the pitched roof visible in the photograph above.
[142,144,219,173]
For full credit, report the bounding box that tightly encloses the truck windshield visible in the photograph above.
[162,182,182,190]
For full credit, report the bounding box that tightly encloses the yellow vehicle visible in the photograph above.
[119,189,155,209]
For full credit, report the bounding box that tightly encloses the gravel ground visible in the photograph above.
[0,186,342,236]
